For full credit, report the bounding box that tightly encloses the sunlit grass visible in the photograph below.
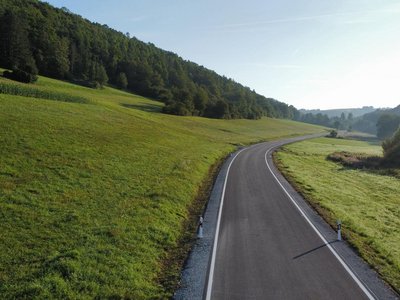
[275,138,400,291]
[0,73,324,298]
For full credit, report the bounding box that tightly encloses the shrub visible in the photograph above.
[3,68,38,83]
[328,130,338,138]
[382,127,400,166]
[3,63,39,83]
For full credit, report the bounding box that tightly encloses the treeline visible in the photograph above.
[295,112,353,130]
[299,106,375,118]
[352,107,400,139]
[0,0,297,120]
[297,105,400,140]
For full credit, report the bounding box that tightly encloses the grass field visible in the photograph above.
[0,72,324,299]
[275,137,400,292]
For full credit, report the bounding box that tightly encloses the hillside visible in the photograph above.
[0,73,324,298]
[0,0,297,120]
[298,105,400,135]
[352,105,400,135]
[300,106,376,118]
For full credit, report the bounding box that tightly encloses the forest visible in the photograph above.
[0,0,299,120]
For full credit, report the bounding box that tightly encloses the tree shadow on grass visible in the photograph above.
[121,103,162,113]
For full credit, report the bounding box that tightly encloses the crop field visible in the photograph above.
[275,137,400,292]
[0,72,324,299]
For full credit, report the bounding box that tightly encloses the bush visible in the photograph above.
[328,130,338,138]
[3,68,38,83]
[382,127,400,166]
[3,64,39,83]
[162,101,192,116]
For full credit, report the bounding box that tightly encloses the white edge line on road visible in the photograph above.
[264,147,376,300]
[205,147,248,300]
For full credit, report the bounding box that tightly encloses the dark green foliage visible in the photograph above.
[116,72,128,89]
[0,82,88,103]
[0,8,38,82]
[3,66,38,83]
[207,99,230,119]
[89,62,108,88]
[297,112,331,127]
[382,127,400,166]
[376,114,400,140]
[0,0,297,119]
[328,130,338,138]
[162,100,192,116]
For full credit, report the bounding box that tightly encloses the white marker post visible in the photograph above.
[337,220,342,241]
[198,216,204,238]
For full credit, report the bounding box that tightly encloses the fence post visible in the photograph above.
[337,220,342,241]
[198,216,204,238]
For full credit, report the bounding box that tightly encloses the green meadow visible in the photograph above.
[0,72,323,299]
[275,137,400,292]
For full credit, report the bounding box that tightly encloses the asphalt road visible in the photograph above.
[207,136,372,300]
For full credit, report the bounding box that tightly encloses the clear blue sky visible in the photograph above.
[45,0,400,109]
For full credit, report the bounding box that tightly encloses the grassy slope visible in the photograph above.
[0,73,324,299]
[275,137,400,292]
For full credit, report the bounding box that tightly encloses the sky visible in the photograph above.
[45,0,400,110]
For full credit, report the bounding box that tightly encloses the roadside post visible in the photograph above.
[337,220,342,241]
[198,216,204,238]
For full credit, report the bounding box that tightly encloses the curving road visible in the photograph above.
[206,136,375,300]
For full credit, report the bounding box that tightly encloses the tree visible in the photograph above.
[333,120,341,130]
[89,62,108,87]
[348,112,353,121]
[376,114,400,139]
[382,127,400,166]
[329,130,338,138]
[205,99,229,119]
[0,10,38,83]
[116,72,128,89]
[48,37,70,78]
[193,88,208,115]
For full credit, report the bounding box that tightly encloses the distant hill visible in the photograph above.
[300,106,376,118]
[296,105,400,135]
[352,105,400,135]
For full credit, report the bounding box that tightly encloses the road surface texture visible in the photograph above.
[206,136,398,300]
